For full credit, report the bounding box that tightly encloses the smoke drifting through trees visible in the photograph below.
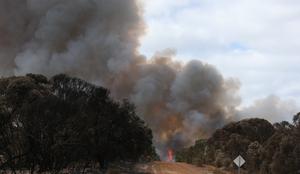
[0,0,295,157]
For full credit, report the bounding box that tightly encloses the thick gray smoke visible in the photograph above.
[0,0,144,80]
[0,0,242,157]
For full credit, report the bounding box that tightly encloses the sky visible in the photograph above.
[139,0,300,120]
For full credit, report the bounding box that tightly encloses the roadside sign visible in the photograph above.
[233,155,245,174]
[234,155,245,167]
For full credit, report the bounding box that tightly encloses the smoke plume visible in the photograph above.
[238,95,300,123]
[0,0,243,157]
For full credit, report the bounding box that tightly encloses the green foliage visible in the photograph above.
[0,74,156,173]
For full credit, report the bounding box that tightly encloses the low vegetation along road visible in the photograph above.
[135,162,231,174]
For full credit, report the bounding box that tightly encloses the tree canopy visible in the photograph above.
[176,117,300,174]
[0,74,156,173]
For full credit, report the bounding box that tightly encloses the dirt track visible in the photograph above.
[135,161,231,174]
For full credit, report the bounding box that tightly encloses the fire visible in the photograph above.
[167,149,174,162]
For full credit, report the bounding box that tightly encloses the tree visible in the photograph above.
[246,141,262,173]
[175,139,208,166]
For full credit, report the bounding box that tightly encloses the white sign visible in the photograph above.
[234,155,245,167]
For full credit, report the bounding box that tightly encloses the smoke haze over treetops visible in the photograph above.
[0,0,297,156]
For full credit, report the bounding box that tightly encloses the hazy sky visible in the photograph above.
[139,0,300,112]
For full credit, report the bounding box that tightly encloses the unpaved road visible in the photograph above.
[135,161,231,174]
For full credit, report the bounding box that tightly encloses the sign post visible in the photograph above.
[233,155,245,174]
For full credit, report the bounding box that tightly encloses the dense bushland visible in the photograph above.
[176,117,300,174]
[0,74,157,173]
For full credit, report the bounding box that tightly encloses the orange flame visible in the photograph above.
[167,149,174,162]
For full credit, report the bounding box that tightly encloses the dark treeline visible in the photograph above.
[176,117,300,174]
[0,74,158,173]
